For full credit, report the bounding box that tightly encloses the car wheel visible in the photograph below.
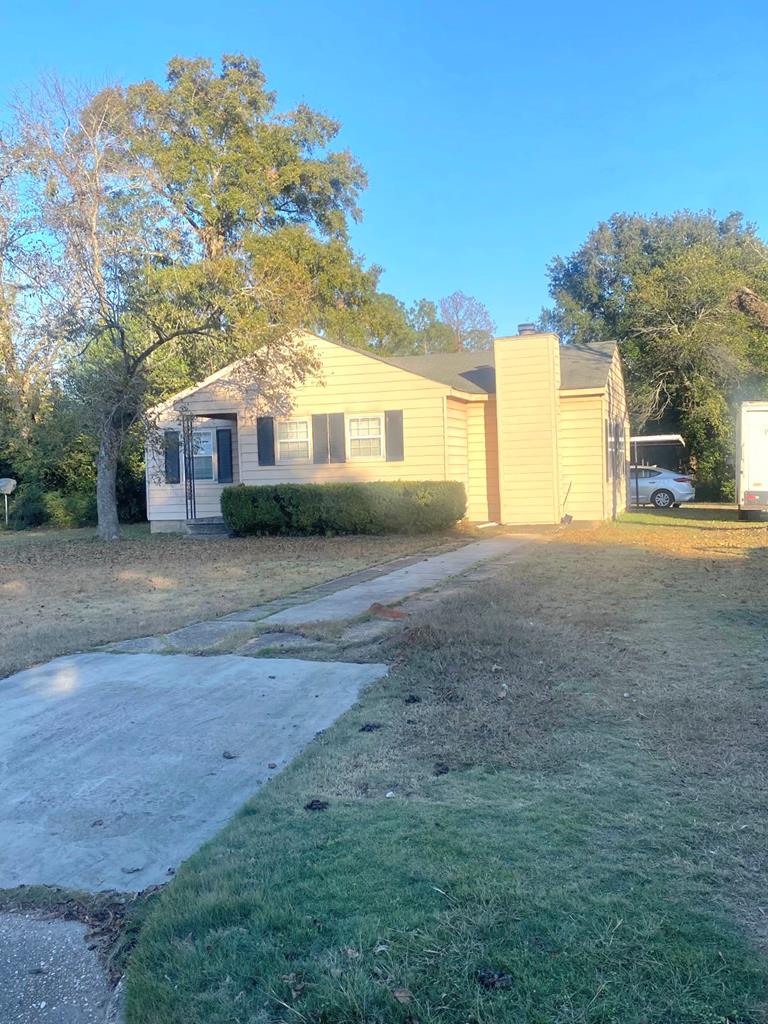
[651,489,675,509]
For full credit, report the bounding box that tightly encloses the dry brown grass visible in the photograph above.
[126,507,768,1023]
[0,526,454,679]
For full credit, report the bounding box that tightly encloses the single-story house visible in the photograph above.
[146,326,629,530]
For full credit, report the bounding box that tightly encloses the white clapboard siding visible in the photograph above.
[559,394,605,521]
[146,417,239,522]
[602,347,630,519]
[147,336,476,522]
[466,399,500,522]
[445,397,469,492]
[494,334,562,524]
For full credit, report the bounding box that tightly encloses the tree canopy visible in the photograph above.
[0,56,496,536]
[543,211,768,495]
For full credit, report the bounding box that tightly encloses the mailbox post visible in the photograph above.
[0,478,17,526]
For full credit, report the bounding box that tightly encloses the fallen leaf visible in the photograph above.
[392,987,413,1004]
[369,602,408,620]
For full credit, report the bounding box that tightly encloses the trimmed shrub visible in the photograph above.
[221,481,466,536]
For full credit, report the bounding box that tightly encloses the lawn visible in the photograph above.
[0,526,455,679]
[124,508,768,1024]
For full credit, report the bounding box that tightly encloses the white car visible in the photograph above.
[629,466,695,509]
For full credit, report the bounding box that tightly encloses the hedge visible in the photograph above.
[221,481,466,536]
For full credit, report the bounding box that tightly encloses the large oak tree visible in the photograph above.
[10,57,374,538]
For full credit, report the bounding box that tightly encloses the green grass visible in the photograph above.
[125,522,768,1024]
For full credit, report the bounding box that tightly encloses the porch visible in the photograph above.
[150,411,239,533]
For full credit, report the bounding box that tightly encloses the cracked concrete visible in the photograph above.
[0,653,386,892]
[1,533,541,1021]
[261,537,529,625]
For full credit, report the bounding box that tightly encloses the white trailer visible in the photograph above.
[738,401,768,520]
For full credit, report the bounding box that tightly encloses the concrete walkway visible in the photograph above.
[261,537,524,626]
[0,653,386,892]
[103,537,531,654]
[0,915,111,1024]
[0,533,538,1022]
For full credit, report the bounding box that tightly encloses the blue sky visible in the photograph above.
[1,1,767,332]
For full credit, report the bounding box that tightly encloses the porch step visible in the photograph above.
[184,517,231,538]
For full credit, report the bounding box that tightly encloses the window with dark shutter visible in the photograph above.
[217,428,233,483]
[163,429,181,484]
[328,413,346,463]
[385,410,404,462]
[256,416,276,466]
[312,415,330,464]
[310,414,346,464]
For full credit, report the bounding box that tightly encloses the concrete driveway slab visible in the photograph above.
[262,537,529,626]
[0,914,110,1024]
[0,652,386,892]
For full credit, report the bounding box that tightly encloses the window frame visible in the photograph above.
[346,412,385,462]
[192,428,215,481]
[275,417,312,465]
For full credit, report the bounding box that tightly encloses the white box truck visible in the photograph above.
[738,401,768,520]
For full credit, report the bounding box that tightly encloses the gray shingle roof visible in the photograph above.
[380,341,617,395]
[382,352,496,394]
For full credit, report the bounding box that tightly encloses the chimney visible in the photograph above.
[493,329,562,524]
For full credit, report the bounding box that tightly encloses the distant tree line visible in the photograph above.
[0,55,494,537]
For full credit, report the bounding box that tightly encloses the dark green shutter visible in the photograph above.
[329,413,346,463]
[216,428,233,483]
[256,416,276,466]
[385,410,404,462]
[312,414,330,463]
[164,429,181,484]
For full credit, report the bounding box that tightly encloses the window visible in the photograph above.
[163,430,181,484]
[348,414,383,459]
[277,419,311,463]
[193,430,214,480]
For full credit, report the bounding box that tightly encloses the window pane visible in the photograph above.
[349,416,381,438]
[348,416,382,458]
[193,431,213,455]
[277,419,310,462]
[193,455,214,480]
[277,420,308,441]
[279,441,310,462]
[350,437,382,458]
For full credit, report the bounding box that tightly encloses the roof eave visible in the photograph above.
[560,385,608,396]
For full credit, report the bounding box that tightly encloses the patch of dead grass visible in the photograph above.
[125,509,768,1023]
[0,528,457,678]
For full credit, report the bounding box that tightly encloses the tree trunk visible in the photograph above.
[96,425,121,541]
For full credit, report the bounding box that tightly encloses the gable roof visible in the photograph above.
[150,334,619,415]
[380,341,617,394]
